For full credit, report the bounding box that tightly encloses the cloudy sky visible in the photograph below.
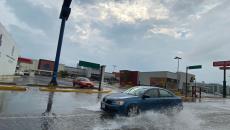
[0,0,230,83]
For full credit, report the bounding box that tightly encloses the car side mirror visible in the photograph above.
[142,95,150,99]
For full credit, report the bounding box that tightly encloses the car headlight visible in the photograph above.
[115,100,125,106]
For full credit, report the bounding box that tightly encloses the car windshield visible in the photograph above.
[124,87,149,96]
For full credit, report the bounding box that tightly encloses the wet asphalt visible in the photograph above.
[0,76,230,130]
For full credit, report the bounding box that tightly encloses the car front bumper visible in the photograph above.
[101,102,126,115]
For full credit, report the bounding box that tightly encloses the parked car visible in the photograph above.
[101,86,183,116]
[73,77,95,88]
[15,71,24,76]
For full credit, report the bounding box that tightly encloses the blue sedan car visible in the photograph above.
[101,86,183,116]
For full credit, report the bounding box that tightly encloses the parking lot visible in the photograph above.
[0,76,230,130]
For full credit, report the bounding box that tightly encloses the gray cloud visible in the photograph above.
[0,0,230,84]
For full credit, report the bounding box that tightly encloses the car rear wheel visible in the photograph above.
[127,105,139,117]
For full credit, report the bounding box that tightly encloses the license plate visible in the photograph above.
[101,103,105,109]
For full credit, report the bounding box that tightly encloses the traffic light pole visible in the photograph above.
[223,68,226,98]
[50,18,66,86]
[185,67,188,97]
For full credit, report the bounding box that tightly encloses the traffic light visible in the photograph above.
[59,0,72,20]
[190,77,195,82]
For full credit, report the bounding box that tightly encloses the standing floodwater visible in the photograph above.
[1,86,230,130]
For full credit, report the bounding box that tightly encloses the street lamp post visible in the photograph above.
[50,0,72,86]
[174,56,182,90]
[112,65,117,73]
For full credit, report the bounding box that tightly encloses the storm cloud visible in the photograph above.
[0,0,229,84]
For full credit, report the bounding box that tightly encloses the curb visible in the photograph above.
[0,86,27,91]
[39,87,112,93]
[0,82,17,85]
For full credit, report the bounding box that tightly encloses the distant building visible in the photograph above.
[0,22,19,75]
[197,83,230,96]
[16,57,34,76]
[120,70,195,90]
[16,58,64,76]
[120,70,139,86]
[63,66,116,81]
[64,66,87,77]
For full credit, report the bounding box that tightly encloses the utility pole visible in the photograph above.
[185,67,188,97]
[223,68,227,98]
[50,0,72,86]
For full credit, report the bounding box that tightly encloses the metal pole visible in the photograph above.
[199,87,201,99]
[174,57,181,91]
[223,68,227,98]
[195,79,197,97]
[50,18,66,86]
[185,67,188,97]
[99,65,105,91]
[177,59,180,73]
[177,59,180,90]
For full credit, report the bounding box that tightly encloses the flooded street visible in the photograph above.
[0,77,230,130]
[1,90,230,130]
[1,0,230,129]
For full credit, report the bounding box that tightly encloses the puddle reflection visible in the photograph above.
[41,92,55,130]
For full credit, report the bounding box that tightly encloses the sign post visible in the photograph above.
[98,65,106,91]
[185,65,202,97]
[213,61,230,98]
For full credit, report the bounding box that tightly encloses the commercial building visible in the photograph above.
[0,22,19,75]
[16,58,64,76]
[120,70,139,86]
[139,71,195,90]
[64,66,115,81]
[63,66,87,77]
[120,70,195,90]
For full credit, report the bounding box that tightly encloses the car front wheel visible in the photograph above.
[126,105,139,117]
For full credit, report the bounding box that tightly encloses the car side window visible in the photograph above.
[159,89,174,97]
[144,89,159,98]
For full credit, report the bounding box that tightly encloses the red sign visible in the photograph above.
[18,57,33,64]
[219,67,230,70]
[38,59,54,71]
[213,61,230,67]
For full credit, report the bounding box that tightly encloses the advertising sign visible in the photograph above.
[38,59,54,71]
[213,61,230,66]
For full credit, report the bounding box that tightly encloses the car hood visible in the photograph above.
[105,93,138,100]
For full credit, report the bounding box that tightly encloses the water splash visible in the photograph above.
[94,108,202,130]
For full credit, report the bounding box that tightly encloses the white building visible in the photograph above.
[0,22,19,75]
